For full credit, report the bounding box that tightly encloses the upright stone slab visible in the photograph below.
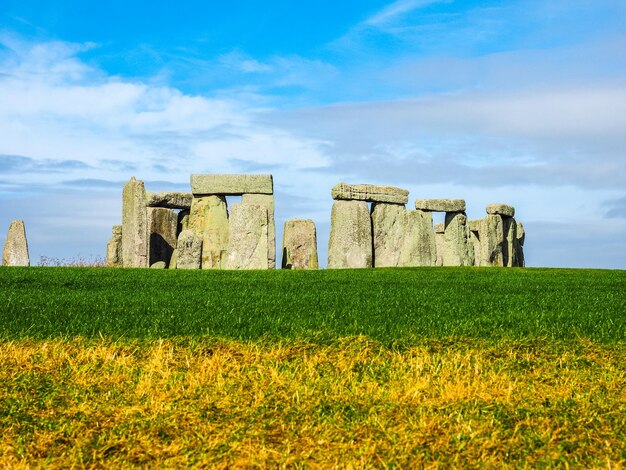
[443,212,474,266]
[106,225,123,267]
[2,220,29,267]
[191,174,273,195]
[480,214,505,267]
[515,221,526,267]
[176,230,202,269]
[327,200,372,269]
[147,207,178,268]
[223,204,269,270]
[414,199,466,212]
[282,219,319,270]
[332,183,409,204]
[371,202,407,267]
[177,210,190,234]
[122,177,148,268]
[399,210,437,267]
[503,217,517,268]
[467,220,481,267]
[188,196,229,269]
[242,193,276,269]
[434,223,444,267]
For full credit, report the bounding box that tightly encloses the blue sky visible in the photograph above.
[1,0,625,268]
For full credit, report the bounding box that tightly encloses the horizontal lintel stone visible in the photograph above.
[331,183,408,204]
[486,203,515,217]
[146,192,193,209]
[414,198,466,212]
[191,174,273,195]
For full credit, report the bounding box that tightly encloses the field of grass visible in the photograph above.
[1,266,625,467]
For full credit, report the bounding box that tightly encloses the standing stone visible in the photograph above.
[147,208,178,268]
[434,223,444,267]
[177,210,190,234]
[106,225,123,267]
[443,212,474,266]
[468,220,481,267]
[223,204,269,270]
[480,214,505,267]
[328,200,372,269]
[175,230,202,269]
[503,217,517,268]
[515,221,526,267]
[2,220,30,267]
[282,219,319,270]
[122,177,148,268]
[371,202,407,267]
[399,210,437,267]
[188,196,230,269]
[242,193,276,269]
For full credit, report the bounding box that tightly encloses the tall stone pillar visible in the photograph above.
[242,193,276,269]
[468,220,481,267]
[188,195,230,269]
[223,204,269,270]
[434,223,444,267]
[122,177,148,268]
[515,221,526,267]
[282,219,319,269]
[371,202,406,267]
[2,220,30,267]
[328,200,373,269]
[399,210,437,267]
[480,215,504,266]
[443,212,474,266]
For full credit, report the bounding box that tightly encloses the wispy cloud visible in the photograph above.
[364,0,445,27]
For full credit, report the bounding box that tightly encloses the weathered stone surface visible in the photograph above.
[332,183,409,204]
[468,219,481,232]
[327,200,372,269]
[147,207,178,268]
[486,203,515,217]
[434,223,445,234]
[515,221,525,267]
[175,230,202,269]
[106,225,123,267]
[414,199,466,212]
[223,204,269,270]
[191,174,273,195]
[443,212,474,266]
[371,203,407,267]
[469,229,481,267]
[503,217,517,267]
[242,194,276,269]
[177,210,190,234]
[122,177,148,268]
[150,261,166,269]
[435,232,444,267]
[282,219,319,270]
[480,214,505,267]
[146,192,193,209]
[2,220,29,267]
[399,210,437,267]
[188,196,229,269]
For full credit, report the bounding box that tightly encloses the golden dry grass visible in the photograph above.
[1,337,625,468]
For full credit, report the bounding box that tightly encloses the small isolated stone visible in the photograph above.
[191,174,273,195]
[224,204,269,270]
[150,261,166,269]
[176,230,202,269]
[2,220,30,267]
[146,192,193,210]
[282,219,319,270]
[106,225,123,267]
[486,203,515,217]
[328,200,372,269]
[332,183,409,204]
[414,199,466,212]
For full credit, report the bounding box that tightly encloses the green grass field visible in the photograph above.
[1,266,625,467]
[1,266,625,343]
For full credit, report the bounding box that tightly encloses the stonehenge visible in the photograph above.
[2,220,30,267]
[104,175,525,271]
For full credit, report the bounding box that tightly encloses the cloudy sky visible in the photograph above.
[1,0,625,268]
